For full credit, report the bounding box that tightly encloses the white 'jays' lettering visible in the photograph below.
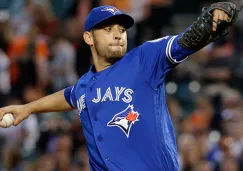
[122,89,134,103]
[92,87,134,103]
[102,87,114,102]
[115,87,126,101]
[92,88,101,103]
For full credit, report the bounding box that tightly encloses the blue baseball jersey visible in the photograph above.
[64,35,195,171]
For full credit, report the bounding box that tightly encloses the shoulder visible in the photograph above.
[121,46,141,60]
[70,73,88,98]
[76,73,89,86]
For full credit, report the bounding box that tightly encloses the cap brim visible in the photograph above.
[92,14,134,30]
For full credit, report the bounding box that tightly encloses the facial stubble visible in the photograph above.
[92,34,127,61]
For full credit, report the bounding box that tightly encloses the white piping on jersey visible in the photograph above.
[169,36,177,59]
[70,86,75,108]
[76,95,80,111]
[166,36,175,60]
[166,35,188,64]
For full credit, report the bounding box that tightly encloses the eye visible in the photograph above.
[104,27,111,32]
[114,117,122,122]
[120,28,126,33]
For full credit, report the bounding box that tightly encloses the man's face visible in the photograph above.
[91,23,127,61]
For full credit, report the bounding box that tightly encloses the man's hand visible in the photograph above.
[0,105,31,126]
[212,9,229,31]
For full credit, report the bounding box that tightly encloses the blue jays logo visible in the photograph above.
[107,105,139,138]
[101,7,119,15]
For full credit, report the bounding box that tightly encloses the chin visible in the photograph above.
[106,57,121,63]
[113,53,125,59]
[110,53,123,59]
[106,52,124,63]
[109,49,125,57]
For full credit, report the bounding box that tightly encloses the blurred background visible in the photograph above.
[0,0,243,171]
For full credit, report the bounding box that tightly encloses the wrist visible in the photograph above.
[24,103,34,115]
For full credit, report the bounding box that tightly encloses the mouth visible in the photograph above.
[110,43,123,47]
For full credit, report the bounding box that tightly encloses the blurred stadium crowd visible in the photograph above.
[1,0,243,171]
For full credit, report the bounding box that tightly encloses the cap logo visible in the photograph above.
[101,7,119,15]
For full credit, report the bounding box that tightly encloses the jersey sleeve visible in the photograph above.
[138,34,196,86]
[64,85,77,109]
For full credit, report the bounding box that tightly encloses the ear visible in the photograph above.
[83,31,93,46]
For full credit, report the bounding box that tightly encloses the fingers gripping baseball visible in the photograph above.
[0,106,13,120]
[0,105,30,126]
[14,115,28,126]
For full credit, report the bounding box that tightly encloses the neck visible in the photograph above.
[92,54,112,72]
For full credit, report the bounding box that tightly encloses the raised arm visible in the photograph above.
[0,89,74,126]
[137,2,241,88]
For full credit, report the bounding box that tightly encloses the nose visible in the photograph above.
[113,29,121,40]
[114,35,121,40]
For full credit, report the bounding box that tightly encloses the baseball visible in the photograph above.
[0,113,15,128]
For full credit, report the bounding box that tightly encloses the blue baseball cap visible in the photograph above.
[84,6,134,32]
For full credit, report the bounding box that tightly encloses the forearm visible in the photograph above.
[25,89,74,114]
